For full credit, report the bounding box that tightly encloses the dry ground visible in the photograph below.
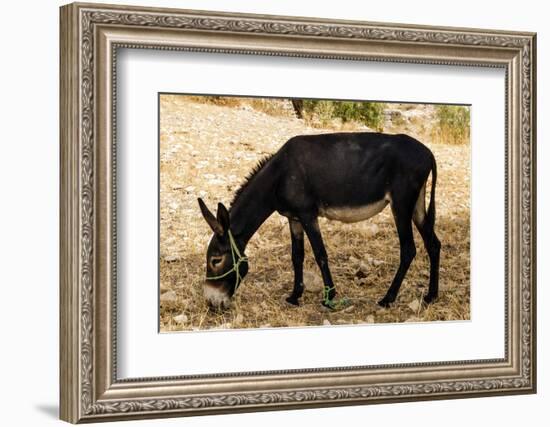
[159,96,470,332]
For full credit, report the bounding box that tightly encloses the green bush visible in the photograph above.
[434,105,470,145]
[334,102,385,129]
[299,100,385,130]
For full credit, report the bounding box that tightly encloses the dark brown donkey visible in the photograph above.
[198,132,440,310]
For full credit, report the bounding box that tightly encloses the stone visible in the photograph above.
[160,290,177,303]
[364,224,380,237]
[408,299,421,312]
[173,314,188,324]
[234,313,244,326]
[340,305,355,313]
[303,270,324,293]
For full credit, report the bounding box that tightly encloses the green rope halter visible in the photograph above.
[206,230,248,291]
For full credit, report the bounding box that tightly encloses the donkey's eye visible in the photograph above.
[210,256,223,268]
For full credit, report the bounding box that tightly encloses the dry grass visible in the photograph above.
[159,95,470,332]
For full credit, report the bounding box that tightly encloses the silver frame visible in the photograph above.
[60,2,536,423]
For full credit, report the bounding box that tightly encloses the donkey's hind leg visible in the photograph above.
[378,193,417,307]
[286,219,305,306]
[412,185,441,304]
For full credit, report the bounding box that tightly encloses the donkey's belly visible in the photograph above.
[319,198,389,223]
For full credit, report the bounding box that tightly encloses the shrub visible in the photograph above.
[434,105,470,145]
[299,100,385,130]
[193,95,242,108]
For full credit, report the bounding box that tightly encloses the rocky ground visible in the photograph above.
[159,96,470,332]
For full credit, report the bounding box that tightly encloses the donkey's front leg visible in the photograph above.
[286,219,305,306]
[299,215,336,308]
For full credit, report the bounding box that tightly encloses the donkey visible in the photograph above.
[198,132,440,310]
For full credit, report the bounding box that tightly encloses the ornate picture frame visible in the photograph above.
[60,2,536,423]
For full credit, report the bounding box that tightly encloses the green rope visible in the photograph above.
[206,230,248,291]
[322,285,351,310]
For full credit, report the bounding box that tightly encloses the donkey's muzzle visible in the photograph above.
[203,281,231,310]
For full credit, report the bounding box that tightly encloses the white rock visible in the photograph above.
[322,319,331,326]
[364,224,380,237]
[164,255,179,262]
[365,315,376,323]
[408,299,421,312]
[303,270,324,293]
[173,314,188,324]
[234,313,244,325]
[358,261,369,272]
[160,290,177,303]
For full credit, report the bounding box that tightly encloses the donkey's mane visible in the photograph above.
[230,154,274,208]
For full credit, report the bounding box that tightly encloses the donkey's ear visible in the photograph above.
[198,198,224,236]
[216,202,230,234]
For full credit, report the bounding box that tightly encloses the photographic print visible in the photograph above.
[159,94,471,332]
[60,4,536,421]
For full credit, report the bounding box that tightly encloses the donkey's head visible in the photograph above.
[198,198,249,309]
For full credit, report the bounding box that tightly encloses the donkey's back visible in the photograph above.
[274,132,435,218]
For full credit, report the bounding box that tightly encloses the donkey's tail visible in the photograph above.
[425,154,437,231]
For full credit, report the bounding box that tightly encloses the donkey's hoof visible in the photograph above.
[377,296,394,308]
[423,293,438,304]
[286,296,300,306]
